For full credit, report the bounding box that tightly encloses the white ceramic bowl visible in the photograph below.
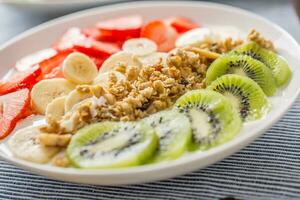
[0,0,126,14]
[0,1,299,185]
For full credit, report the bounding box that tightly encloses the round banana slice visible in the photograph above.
[65,88,93,112]
[122,38,157,56]
[31,78,75,115]
[138,52,168,66]
[45,96,66,123]
[8,126,60,164]
[99,51,141,74]
[63,52,98,84]
[175,27,211,47]
[93,71,125,87]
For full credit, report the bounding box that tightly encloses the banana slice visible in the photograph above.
[63,52,98,84]
[8,126,60,164]
[31,78,75,115]
[65,87,93,112]
[138,52,168,66]
[99,51,141,74]
[175,27,211,47]
[93,71,125,87]
[122,38,157,56]
[45,96,66,123]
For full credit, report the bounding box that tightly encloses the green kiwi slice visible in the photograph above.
[143,110,192,162]
[67,122,158,169]
[232,42,291,87]
[208,74,270,121]
[206,54,277,96]
[175,89,242,150]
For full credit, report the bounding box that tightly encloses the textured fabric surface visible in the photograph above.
[1,1,300,200]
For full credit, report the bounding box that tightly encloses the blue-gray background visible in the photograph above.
[0,1,299,200]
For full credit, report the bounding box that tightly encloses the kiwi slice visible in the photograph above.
[206,55,276,96]
[232,42,291,87]
[143,110,192,162]
[175,89,242,150]
[67,122,158,169]
[208,74,269,121]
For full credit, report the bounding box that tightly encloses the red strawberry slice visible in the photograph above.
[0,89,30,139]
[38,49,73,75]
[53,27,86,51]
[141,20,179,52]
[96,15,143,41]
[53,27,120,59]
[73,39,120,58]
[15,48,57,72]
[0,66,41,96]
[165,16,199,33]
[82,28,114,41]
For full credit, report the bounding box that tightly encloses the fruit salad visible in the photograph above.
[1,16,291,169]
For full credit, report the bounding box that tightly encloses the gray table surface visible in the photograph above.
[0,0,300,199]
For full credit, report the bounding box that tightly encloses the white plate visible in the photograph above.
[1,0,126,14]
[0,1,300,185]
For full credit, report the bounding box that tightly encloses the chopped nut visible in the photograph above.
[115,64,127,74]
[153,80,165,93]
[39,133,72,147]
[168,67,181,78]
[126,66,139,81]
[91,85,105,97]
[52,152,70,168]
[103,93,116,105]
[76,85,91,93]
[53,155,70,168]
[247,29,275,52]
[109,72,118,84]
[140,87,153,99]
[118,102,133,114]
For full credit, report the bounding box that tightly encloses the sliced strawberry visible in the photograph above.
[0,66,41,95]
[141,20,179,52]
[53,27,86,51]
[73,39,120,58]
[82,28,114,41]
[166,16,199,33]
[0,89,30,139]
[38,49,73,75]
[96,15,143,41]
[53,27,120,58]
[91,57,105,69]
[15,48,57,72]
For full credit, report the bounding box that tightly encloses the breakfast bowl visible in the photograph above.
[0,1,299,185]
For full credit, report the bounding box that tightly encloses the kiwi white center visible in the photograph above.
[230,67,247,77]
[91,131,134,153]
[223,92,241,112]
[188,108,211,141]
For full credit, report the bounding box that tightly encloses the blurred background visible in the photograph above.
[0,0,299,45]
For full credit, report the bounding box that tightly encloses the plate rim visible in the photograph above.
[0,0,299,182]
[0,0,111,6]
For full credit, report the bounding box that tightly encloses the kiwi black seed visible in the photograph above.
[175,89,242,150]
[232,42,291,87]
[206,54,277,96]
[208,74,270,121]
[67,122,158,169]
[143,110,192,162]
